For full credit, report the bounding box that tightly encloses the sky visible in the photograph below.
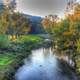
[16,0,68,17]
[0,0,80,17]
[0,0,2,3]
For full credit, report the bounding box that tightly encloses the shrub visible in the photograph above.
[0,35,10,49]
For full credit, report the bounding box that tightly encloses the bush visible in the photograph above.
[0,35,10,49]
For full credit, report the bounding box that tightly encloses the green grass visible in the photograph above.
[0,35,8,40]
[0,54,15,66]
[0,35,43,43]
[0,57,13,65]
[0,35,43,68]
[17,35,43,43]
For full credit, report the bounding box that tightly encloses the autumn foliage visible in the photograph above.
[42,3,80,74]
[0,7,30,35]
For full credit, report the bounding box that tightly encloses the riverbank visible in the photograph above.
[0,35,79,80]
[0,52,30,80]
[15,48,79,80]
[0,35,52,80]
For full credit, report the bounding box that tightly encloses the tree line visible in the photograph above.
[42,2,80,74]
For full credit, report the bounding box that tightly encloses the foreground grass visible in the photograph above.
[0,35,43,66]
[0,52,30,80]
[0,35,49,79]
[0,53,15,66]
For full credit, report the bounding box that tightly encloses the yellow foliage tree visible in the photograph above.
[0,8,9,34]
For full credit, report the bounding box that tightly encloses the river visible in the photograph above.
[15,48,78,80]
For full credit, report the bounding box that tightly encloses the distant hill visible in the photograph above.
[22,14,45,34]
[0,3,4,12]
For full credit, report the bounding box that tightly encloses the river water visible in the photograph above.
[15,48,78,80]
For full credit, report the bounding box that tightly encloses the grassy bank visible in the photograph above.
[0,52,30,80]
[0,35,51,80]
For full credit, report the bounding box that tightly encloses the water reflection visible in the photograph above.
[15,48,78,80]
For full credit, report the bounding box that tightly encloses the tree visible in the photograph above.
[0,8,9,34]
[9,12,30,35]
[0,6,30,40]
[42,2,80,74]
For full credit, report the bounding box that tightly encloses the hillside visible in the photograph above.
[20,14,45,34]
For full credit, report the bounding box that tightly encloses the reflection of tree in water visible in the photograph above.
[43,48,51,57]
[15,48,78,80]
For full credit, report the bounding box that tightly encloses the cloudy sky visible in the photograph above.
[0,0,80,17]
[16,0,68,17]
[0,0,2,3]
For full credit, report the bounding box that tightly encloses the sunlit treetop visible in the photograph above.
[65,0,79,15]
[3,0,11,7]
[3,0,16,11]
